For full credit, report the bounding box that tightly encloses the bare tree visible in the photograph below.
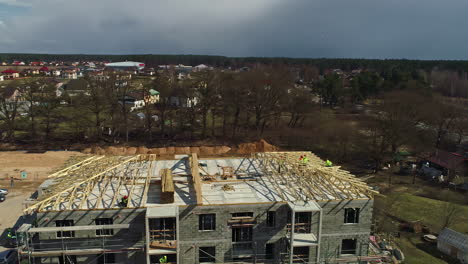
[153,70,176,137]
[246,65,290,136]
[440,201,462,231]
[191,70,219,138]
[0,85,20,141]
[37,81,61,139]
[84,76,108,140]
[22,80,42,138]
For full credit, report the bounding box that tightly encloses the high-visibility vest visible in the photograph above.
[160,255,167,263]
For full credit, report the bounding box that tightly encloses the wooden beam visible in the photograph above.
[141,156,154,207]
[47,156,99,178]
[190,153,203,205]
[25,156,140,213]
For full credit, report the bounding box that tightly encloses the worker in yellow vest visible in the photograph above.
[159,255,167,263]
[325,160,333,167]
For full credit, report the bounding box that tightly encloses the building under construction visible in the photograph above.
[18,152,378,264]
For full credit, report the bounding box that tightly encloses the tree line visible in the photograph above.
[0,64,466,169]
[4,53,468,73]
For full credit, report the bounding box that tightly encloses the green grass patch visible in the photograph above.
[389,193,468,233]
[396,236,447,264]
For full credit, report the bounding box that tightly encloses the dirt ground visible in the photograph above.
[0,151,83,183]
[0,151,83,249]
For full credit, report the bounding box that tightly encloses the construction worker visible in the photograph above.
[159,255,168,263]
[6,228,16,239]
[302,155,309,164]
[325,160,333,167]
[121,195,128,206]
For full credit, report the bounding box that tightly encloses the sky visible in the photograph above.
[0,0,467,59]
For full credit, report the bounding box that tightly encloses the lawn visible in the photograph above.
[395,236,448,264]
[389,193,468,233]
[375,192,468,264]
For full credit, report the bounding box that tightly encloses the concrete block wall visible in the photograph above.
[318,199,373,262]
[177,202,290,264]
[38,252,146,264]
[34,208,146,263]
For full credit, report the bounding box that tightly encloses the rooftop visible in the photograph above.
[25,152,376,214]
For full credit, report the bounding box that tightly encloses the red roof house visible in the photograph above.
[1,69,20,79]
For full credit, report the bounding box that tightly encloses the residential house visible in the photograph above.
[141,68,156,76]
[62,69,78,79]
[169,95,198,108]
[30,61,44,66]
[1,69,20,79]
[130,89,160,112]
[438,228,468,263]
[425,149,466,181]
[52,69,61,77]
[12,61,25,66]
[193,64,209,72]
[23,68,39,75]
[39,66,51,76]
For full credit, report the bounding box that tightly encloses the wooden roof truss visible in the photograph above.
[24,155,157,214]
[254,152,377,202]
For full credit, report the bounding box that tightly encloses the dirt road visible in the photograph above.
[0,151,83,249]
[0,192,30,250]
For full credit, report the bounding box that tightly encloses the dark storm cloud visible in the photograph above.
[0,0,467,59]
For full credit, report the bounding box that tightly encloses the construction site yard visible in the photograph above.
[0,151,83,249]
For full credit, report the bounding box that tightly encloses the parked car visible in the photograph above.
[0,189,7,195]
[0,249,17,264]
[0,194,5,202]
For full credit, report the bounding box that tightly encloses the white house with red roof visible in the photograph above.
[1,69,20,79]
[12,61,25,66]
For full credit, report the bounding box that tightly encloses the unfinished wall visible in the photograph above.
[37,252,145,264]
[318,199,373,262]
[34,209,146,264]
[177,202,290,264]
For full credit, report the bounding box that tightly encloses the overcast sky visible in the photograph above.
[0,0,467,59]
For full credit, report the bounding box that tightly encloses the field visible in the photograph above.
[371,169,468,264]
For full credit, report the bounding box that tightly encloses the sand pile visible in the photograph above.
[82,139,276,156]
[237,139,278,154]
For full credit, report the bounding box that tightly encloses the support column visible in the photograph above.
[289,209,295,264]
[176,210,180,264]
[316,207,323,264]
[145,216,150,264]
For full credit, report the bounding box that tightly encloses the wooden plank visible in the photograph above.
[141,157,154,207]
[29,224,130,233]
[190,153,203,205]
[47,156,99,178]
[161,168,175,204]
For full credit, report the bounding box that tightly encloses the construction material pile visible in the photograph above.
[82,139,278,156]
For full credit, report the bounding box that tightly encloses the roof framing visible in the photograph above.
[254,152,377,202]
